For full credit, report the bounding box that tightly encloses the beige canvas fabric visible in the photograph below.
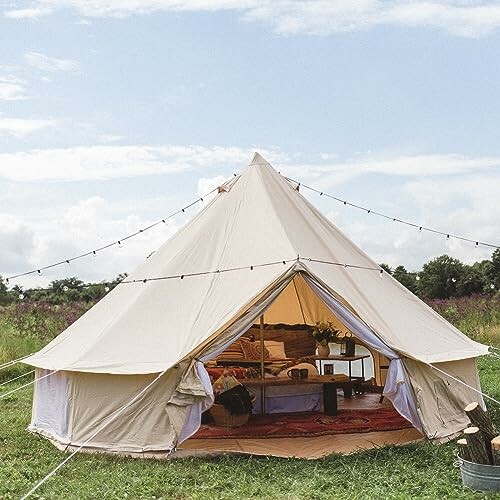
[25,153,489,456]
[403,358,482,439]
[24,153,487,374]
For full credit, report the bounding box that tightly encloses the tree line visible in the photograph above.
[0,249,499,304]
[380,249,500,299]
[0,275,126,305]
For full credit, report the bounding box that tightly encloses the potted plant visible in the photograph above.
[311,322,341,357]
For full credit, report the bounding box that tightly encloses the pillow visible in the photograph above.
[240,338,270,360]
[264,340,287,359]
[216,339,245,361]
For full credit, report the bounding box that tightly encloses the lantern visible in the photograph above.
[340,332,356,357]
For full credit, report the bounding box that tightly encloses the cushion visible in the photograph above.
[240,338,270,360]
[216,339,245,361]
[264,340,287,359]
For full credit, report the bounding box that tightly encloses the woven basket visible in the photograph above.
[210,404,249,428]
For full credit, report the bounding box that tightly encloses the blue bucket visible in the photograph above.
[458,456,500,492]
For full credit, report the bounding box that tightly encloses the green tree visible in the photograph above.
[392,265,418,295]
[487,249,500,292]
[457,264,487,296]
[379,263,392,275]
[0,275,10,305]
[417,255,464,299]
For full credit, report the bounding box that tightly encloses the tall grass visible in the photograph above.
[426,293,500,346]
[0,301,91,383]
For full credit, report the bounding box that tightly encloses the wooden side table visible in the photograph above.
[310,354,370,382]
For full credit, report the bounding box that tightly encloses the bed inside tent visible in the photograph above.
[178,272,423,459]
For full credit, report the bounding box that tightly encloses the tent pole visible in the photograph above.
[260,315,265,415]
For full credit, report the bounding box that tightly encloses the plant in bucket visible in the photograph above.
[311,322,341,357]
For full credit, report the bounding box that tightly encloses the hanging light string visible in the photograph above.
[283,175,500,250]
[0,256,385,369]
[20,368,168,499]
[13,256,387,298]
[5,170,498,286]
[4,180,235,284]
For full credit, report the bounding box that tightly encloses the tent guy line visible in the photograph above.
[0,353,34,371]
[427,363,500,406]
[0,370,35,387]
[20,369,168,500]
[283,175,500,250]
[0,370,58,400]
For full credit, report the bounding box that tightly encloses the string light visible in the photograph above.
[4,181,228,284]
[283,175,500,250]
[9,257,387,296]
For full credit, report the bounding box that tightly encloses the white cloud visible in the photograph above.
[24,51,80,72]
[0,196,181,287]
[0,145,284,182]
[5,1,500,38]
[0,75,28,101]
[282,153,500,191]
[0,214,37,274]
[4,7,50,18]
[0,117,56,137]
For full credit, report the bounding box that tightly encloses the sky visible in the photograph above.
[1,0,499,289]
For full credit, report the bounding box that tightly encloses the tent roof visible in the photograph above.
[25,153,488,374]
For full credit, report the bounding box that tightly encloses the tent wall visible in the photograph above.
[30,369,71,442]
[29,362,201,453]
[262,274,347,329]
[403,358,483,440]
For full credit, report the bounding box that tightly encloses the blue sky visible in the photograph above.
[1,1,499,287]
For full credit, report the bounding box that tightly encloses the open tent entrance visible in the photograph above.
[179,270,423,458]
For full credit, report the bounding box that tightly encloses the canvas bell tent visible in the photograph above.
[24,153,488,458]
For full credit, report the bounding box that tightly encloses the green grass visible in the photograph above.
[0,358,498,499]
[1,305,500,499]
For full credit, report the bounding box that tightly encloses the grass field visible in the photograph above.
[0,297,499,499]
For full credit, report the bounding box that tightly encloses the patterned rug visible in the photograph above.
[193,408,412,439]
